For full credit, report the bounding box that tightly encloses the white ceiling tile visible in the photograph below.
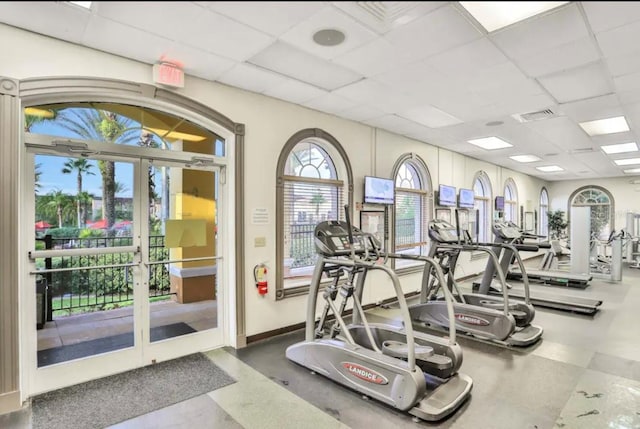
[81,16,173,65]
[363,115,429,136]
[303,93,358,114]
[596,20,640,58]
[398,104,463,128]
[424,38,508,78]
[161,43,237,81]
[207,1,324,36]
[614,70,640,93]
[180,9,274,62]
[332,79,418,113]
[263,79,327,104]
[605,53,640,77]
[514,37,600,78]
[524,117,594,151]
[582,1,640,33]
[384,5,482,62]
[248,41,363,90]
[331,2,446,34]
[278,6,378,60]
[216,63,289,94]
[560,94,623,123]
[331,38,415,77]
[491,93,557,119]
[339,105,386,122]
[490,3,589,59]
[97,3,274,62]
[94,2,204,42]
[0,1,90,43]
[538,62,613,103]
[618,89,640,105]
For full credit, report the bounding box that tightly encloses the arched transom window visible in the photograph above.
[570,186,614,240]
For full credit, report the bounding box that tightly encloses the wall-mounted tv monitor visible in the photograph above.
[495,196,505,211]
[438,184,457,207]
[364,176,395,205]
[458,188,475,209]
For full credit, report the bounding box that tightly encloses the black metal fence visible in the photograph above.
[36,235,170,318]
[289,223,317,268]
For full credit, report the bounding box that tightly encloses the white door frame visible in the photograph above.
[21,132,230,396]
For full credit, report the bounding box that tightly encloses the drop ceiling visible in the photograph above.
[2,1,640,181]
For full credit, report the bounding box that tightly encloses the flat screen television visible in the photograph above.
[458,188,475,209]
[364,176,395,205]
[495,196,505,211]
[438,184,457,207]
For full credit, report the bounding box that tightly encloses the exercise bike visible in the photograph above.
[286,207,472,422]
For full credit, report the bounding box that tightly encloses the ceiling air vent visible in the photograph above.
[569,147,595,154]
[511,108,557,123]
[332,2,437,33]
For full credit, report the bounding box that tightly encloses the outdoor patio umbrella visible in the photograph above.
[35,220,52,230]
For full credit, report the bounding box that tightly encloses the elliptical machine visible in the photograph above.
[409,214,543,347]
[286,207,472,422]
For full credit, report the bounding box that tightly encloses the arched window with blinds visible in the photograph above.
[539,187,549,237]
[276,129,352,299]
[504,178,518,224]
[392,154,432,269]
[472,171,492,243]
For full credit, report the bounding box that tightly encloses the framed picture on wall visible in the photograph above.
[360,211,385,245]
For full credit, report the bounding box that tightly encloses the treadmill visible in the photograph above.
[505,224,592,289]
[474,221,602,315]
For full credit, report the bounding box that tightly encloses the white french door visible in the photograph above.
[24,133,225,395]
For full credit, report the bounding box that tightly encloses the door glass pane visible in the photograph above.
[34,154,135,367]
[148,164,218,343]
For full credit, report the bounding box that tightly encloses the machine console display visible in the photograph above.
[314,220,381,257]
[428,219,460,244]
[493,220,522,239]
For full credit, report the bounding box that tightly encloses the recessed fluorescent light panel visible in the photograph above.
[68,1,92,9]
[623,168,640,174]
[600,142,638,154]
[615,158,640,166]
[510,154,541,163]
[579,116,630,136]
[467,136,513,150]
[536,165,564,172]
[459,1,568,32]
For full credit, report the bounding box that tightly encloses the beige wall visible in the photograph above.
[0,23,549,341]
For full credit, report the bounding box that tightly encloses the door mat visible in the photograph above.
[38,322,197,367]
[32,352,236,429]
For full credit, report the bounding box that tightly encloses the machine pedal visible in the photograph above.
[382,340,434,360]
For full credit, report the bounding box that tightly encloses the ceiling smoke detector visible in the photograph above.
[313,29,346,46]
[511,108,557,123]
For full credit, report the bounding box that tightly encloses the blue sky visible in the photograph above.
[33,119,135,198]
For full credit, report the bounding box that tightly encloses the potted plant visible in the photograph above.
[547,210,568,239]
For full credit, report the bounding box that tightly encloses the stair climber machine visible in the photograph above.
[506,223,592,289]
[409,214,543,347]
[286,207,472,422]
[474,220,602,315]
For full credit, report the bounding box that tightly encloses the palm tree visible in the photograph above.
[76,191,94,226]
[310,191,327,220]
[45,190,74,228]
[24,108,57,132]
[35,163,43,195]
[62,158,95,227]
[56,109,138,233]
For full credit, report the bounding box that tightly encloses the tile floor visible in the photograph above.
[2,267,640,428]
